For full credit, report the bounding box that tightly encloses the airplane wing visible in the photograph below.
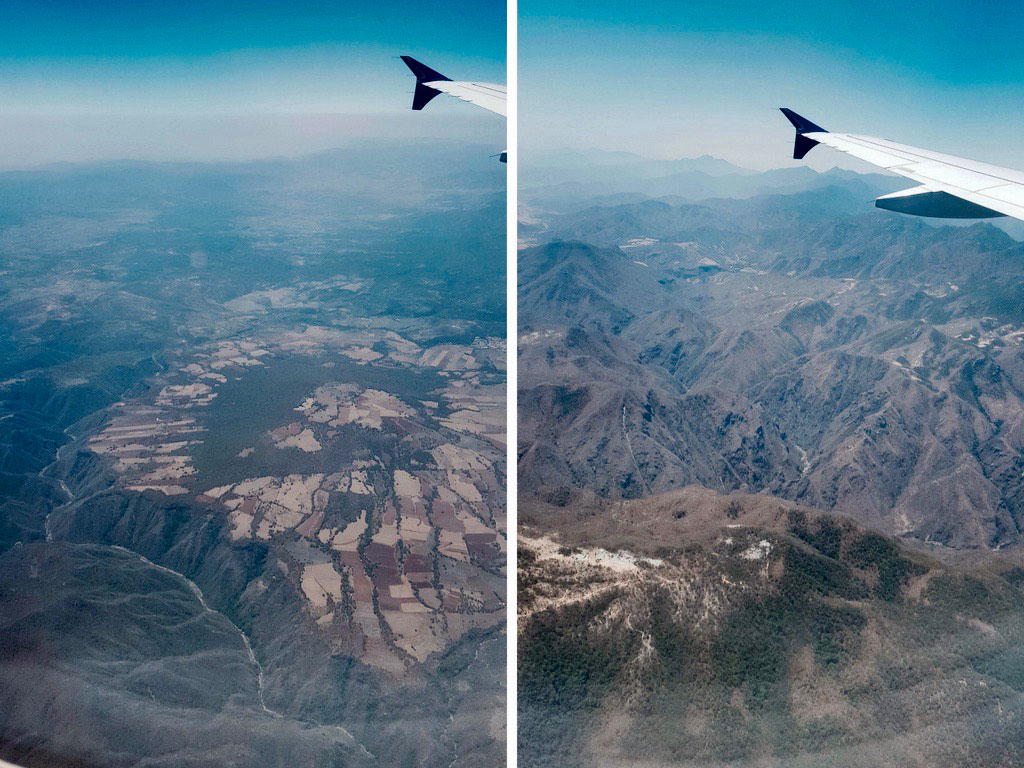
[781,108,1024,221]
[400,56,507,117]
[419,80,507,117]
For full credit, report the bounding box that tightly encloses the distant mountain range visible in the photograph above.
[522,148,900,212]
[520,150,1024,241]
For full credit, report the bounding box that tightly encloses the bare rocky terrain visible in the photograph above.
[520,185,1024,549]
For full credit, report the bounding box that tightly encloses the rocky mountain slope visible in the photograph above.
[0,542,376,768]
[519,188,1024,549]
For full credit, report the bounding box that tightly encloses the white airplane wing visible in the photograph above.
[419,79,507,117]
[781,108,1024,221]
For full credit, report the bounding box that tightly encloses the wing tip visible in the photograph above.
[779,108,827,135]
[400,56,452,111]
[400,56,450,84]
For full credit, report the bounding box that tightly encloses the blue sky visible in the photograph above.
[521,0,1024,170]
[0,0,505,165]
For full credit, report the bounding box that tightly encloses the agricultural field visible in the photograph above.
[86,319,506,674]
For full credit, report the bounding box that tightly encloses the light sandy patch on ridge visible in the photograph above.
[740,539,772,561]
[528,535,664,573]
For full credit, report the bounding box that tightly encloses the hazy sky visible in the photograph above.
[521,0,1024,171]
[0,0,505,166]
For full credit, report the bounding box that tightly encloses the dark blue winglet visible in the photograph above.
[400,56,452,111]
[780,108,828,160]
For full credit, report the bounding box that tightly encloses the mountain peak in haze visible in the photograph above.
[668,153,756,177]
